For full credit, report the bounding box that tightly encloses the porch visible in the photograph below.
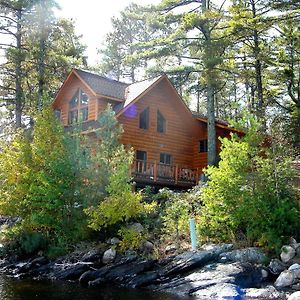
[131,159,200,188]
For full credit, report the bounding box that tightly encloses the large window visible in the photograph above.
[157,110,166,133]
[160,153,172,165]
[136,150,147,173]
[68,89,89,125]
[139,107,149,129]
[199,139,208,153]
[136,150,147,161]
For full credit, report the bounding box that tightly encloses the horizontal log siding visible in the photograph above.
[53,74,97,125]
[118,80,195,168]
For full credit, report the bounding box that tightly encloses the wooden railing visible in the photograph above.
[131,159,200,186]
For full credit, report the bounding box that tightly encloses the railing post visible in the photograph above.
[175,164,178,185]
[154,161,157,182]
[196,168,199,184]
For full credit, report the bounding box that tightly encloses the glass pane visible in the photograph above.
[199,140,208,152]
[157,110,166,133]
[80,90,89,105]
[68,110,78,124]
[136,150,147,161]
[80,107,88,122]
[70,91,79,108]
[139,108,149,129]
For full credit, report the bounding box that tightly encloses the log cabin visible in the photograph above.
[52,68,242,189]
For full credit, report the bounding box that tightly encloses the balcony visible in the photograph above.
[131,159,200,188]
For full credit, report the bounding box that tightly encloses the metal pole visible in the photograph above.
[189,218,198,251]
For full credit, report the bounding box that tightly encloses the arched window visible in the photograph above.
[68,89,89,124]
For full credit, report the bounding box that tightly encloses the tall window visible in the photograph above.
[139,107,149,129]
[199,139,208,153]
[160,153,172,165]
[68,89,89,125]
[136,150,147,161]
[157,110,166,133]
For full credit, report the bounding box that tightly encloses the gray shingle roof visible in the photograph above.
[75,69,129,100]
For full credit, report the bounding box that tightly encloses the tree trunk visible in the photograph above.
[15,8,23,128]
[207,78,216,166]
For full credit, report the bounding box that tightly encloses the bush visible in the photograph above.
[199,131,300,253]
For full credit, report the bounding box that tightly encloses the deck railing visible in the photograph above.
[131,159,200,186]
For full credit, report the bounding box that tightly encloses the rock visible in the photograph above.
[191,283,245,299]
[219,247,267,264]
[288,291,300,300]
[81,249,103,263]
[289,264,300,278]
[281,245,296,263]
[157,262,267,297]
[102,248,116,264]
[127,223,144,233]
[160,244,233,277]
[244,285,286,299]
[268,258,287,275]
[275,270,297,288]
[141,241,154,254]
[53,263,91,280]
[128,271,159,288]
[110,237,120,245]
[165,244,177,254]
[30,256,48,267]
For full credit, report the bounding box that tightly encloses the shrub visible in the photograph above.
[199,131,300,253]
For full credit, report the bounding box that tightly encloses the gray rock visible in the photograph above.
[275,270,296,288]
[53,263,91,280]
[219,247,266,264]
[288,291,300,300]
[159,262,266,298]
[281,245,296,263]
[81,249,103,263]
[268,258,287,275]
[110,237,120,245]
[141,241,154,254]
[165,244,176,254]
[289,263,300,278]
[128,223,144,233]
[102,248,116,264]
[244,286,286,299]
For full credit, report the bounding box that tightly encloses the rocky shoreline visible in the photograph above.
[2,241,300,300]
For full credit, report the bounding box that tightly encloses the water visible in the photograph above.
[0,274,185,300]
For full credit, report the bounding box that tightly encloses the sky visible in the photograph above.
[55,0,162,65]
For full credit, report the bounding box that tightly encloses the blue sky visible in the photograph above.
[56,0,161,65]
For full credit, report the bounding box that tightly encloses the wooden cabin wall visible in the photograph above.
[118,80,195,168]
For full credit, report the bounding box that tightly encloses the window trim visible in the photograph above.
[68,89,89,125]
[157,110,166,133]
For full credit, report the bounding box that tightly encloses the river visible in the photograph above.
[0,274,187,300]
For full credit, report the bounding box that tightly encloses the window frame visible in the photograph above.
[157,110,166,133]
[139,107,149,130]
[68,89,89,125]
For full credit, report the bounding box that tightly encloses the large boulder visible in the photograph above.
[280,245,296,263]
[274,270,296,288]
[268,258,287,275]
[102,248,116,265]
[219,247,267,264]
[288,291,300,300]
[288,263,300,278]
[81,249,103,263]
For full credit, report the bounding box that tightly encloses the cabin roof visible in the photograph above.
[74,69,129,100]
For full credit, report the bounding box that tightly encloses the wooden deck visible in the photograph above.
[131,159,200,188]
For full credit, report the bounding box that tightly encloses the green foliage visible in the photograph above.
[0,108,87,254]
[157,187,202,247]
[199,129,300,253]
[85,105,155,231]
[117,227,146,252]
